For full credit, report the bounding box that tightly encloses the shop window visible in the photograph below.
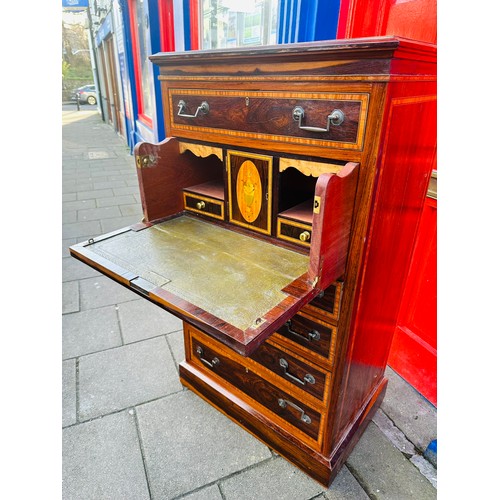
[128,0,154,127]
[201,0,278,49]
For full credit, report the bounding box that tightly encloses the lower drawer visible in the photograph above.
[250,341,328,402]
[273,311,337,366]
[302,282,343,323]
[188,329,322,442]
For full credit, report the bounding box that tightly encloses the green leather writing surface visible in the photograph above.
[88,216,309,330]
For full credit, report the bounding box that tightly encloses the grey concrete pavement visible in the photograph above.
[62,106,437,499]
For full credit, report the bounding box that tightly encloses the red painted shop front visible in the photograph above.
[338,0,437,405]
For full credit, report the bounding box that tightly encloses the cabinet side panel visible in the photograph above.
[334,83,437,441]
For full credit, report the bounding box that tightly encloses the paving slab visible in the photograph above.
[119,203,143,216]
[96,194,137,207]
[219,456,324,500]
[62,238,76,258]
[324,466,370,499]
[76,188,114,201]
[135,390,272,499]
[181,484,223,500]
[62,359,77,427]
[382,367,437,452]
[63,193,77,202]
[112,185,141,197]
[87,170,121,180]
[79,275,137,310]
[62,211,77,224]
[62,281,79,314]
[346,422,436,499]
[62,179,77,192]
[100,214,142,233]
[63,199,96,212]
[372,408,417,456]
[117,298,183,343]
[62,219,102,239]
[74,182,94,192]
[62,305,122,359]
[166,330,185,370]
[62,410,149,500]
[62,256,100,282]
[122,173,141,183]
[92,179,128,190]
[78,336,182,420]
[77,205,122,221]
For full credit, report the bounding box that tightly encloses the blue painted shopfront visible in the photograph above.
[114,0,341,151]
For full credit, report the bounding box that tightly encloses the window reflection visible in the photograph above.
[202,0,278,49]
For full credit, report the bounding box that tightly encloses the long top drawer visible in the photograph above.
[167,89,369,152]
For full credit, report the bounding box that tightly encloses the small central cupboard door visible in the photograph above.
[227,150,273,235]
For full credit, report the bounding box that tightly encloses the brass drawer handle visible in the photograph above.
[278,398,312,424]
[196,346,219,369]
[299,230,310,242]
[196,200,206,210]
[292,106,344,133]
[178,99,210,118]
[285,320,321,342]
[279,358,315,386]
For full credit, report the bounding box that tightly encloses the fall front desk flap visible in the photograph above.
[70,215,317,355]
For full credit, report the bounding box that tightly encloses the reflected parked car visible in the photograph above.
[71,84,97,105]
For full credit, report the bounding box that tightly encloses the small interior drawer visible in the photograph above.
[188,330,322,441]
[184,192,224,220]
[183,180,225,220]
[277,219,312,247]
[277,199,314,247]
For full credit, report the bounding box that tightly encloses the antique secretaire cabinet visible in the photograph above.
[70,37,437,486]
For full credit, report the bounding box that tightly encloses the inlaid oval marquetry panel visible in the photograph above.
[236,160,262,223]
[227,150,273,235]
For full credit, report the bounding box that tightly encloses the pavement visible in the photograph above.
[62,105,437,500]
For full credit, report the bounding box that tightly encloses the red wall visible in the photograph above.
[338,0,437,405]
[338,0,436,44]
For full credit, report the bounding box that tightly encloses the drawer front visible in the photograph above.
[274,312,336,363]
[190,334,321,440]
[277,218,312,247]
[169,89,369,151]
[251,341,327,402]
[183,192,224,220]
[302,282,343,322]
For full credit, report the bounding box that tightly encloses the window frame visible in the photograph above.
[127,0,154,129]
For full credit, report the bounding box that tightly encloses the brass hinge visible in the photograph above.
[136,154,157,169]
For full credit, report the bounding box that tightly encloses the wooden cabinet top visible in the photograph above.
[150,36,436,79]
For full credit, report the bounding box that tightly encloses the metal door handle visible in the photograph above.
[278,398,312,424]
[285,320,321,342]
[178,100,209,118]
[196,346,219,369]
[292,106,344,132]
[279,358,315,386]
